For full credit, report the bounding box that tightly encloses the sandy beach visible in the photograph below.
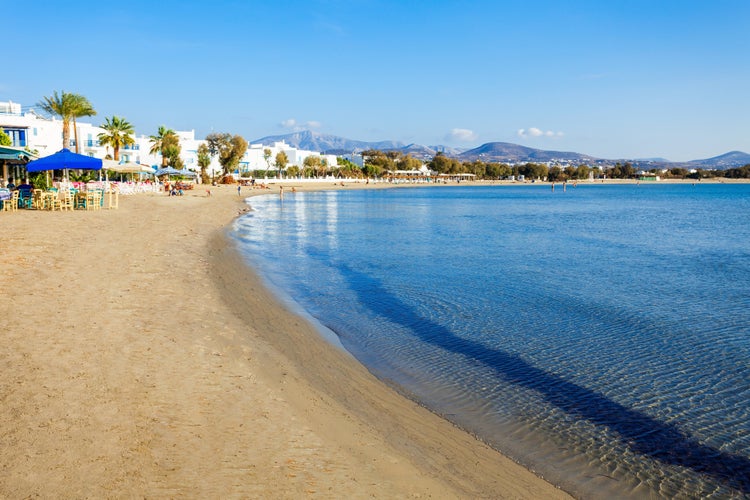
[0,182,569,498]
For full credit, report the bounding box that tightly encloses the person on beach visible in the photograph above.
[237,184,241,196]
[279,185,284,199]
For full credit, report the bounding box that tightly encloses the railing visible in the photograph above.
[81,141,140,150]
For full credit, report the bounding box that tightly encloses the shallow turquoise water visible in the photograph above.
[232,184,750,498]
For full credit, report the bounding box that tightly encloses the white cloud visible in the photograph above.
[280,118,298,129]
[518,127,564,139]
[446,128,478,142]
[280,118,322,131]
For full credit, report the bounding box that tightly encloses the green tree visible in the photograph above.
[263,148,272,171]
[275,151,289,176]
[38,90,95,150]
[516,162,549,180]
[669,167,688,179]
[197,143,212,183]
[464,160,487,178]
[0,128,11,146]
[336,157,363,178]
[206,133,248,176]
[97,115,135,161]
[485,162,512,179]
[162,132,183,169]
[362,149,395,172]
[724,165,750,178]
[428,152,452,173]
[399,155,422,171]
[149,126,177,167]
[286,165,300,178]
[621,162,635,178]
[575,164,590,180]
[548,166,565,182]
[303,155,322,177]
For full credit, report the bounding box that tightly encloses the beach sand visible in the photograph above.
[0,183,568,498]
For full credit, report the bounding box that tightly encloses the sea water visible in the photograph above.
[232,183,750,498]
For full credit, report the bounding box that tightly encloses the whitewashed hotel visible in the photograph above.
[0,99,336,181]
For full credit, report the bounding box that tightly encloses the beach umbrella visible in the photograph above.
[177,169,197,178]
[26,148,103,173]
[154,166,182,177]
[106,161,153,174]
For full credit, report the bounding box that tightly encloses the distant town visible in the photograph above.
[2,98,749,183]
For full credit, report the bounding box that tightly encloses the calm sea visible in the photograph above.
[232,183,750,498]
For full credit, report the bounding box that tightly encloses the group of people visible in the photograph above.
[236,183,296,198]
[165,181,191,196]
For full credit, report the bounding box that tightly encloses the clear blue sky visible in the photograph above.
[4,0,749,161]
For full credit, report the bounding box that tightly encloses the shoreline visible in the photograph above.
[0,183,568,498]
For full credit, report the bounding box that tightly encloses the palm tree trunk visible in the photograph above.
[73,118,80,153]
[62,120,71,150]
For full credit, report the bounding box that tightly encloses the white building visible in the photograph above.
[239,141,337,175]
[1,99,336,181]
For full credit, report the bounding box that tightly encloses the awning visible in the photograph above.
[103,160,155,174]
[0,145,38,163]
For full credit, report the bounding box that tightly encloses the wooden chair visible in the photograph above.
[59,190,74,211]
[2,191,19,212]
[33,189,44,209]
[45,192,61,211]
[107,189,119,209]
[18,189,33,209]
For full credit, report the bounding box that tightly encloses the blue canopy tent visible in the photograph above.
[26,148,103,174]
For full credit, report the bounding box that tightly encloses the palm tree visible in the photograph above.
[97,116,135,161]
[37,91,78,149]
[149,125,176,167]
[70,94,96,153]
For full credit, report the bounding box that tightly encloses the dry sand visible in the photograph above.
[0,183,569,498]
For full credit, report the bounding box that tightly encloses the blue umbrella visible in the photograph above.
[26,148,103,172]
[177,169,197,178]
[154,166,182,176]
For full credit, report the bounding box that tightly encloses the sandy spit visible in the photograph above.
[0,183,569,498]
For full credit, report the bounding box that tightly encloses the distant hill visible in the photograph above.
[250,130,465,158]
[250,130,404,155]
[687,150,750,169]
[458,142,598,163]
[250,130,748,169]
[635,157,671,163]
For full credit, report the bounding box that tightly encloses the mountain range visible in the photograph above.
[251,130,750,169]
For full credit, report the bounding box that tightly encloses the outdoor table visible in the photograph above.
[75,191,101,210]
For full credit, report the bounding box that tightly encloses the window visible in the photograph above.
[3,128,27,147]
